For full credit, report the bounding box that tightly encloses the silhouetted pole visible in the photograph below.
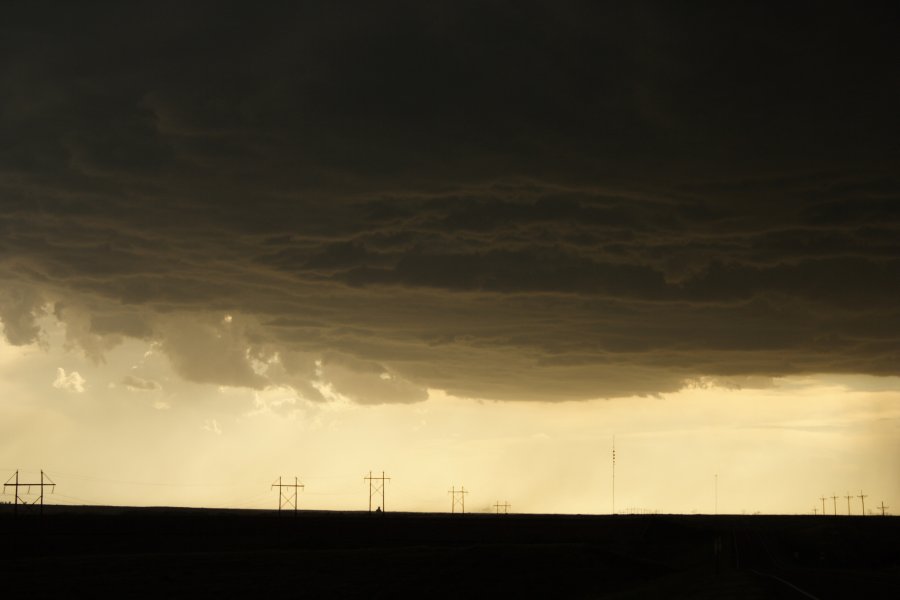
[819,496,827,516]
[493,501,511,515]
[878,501,889,516]
[612,435,616,515]
[364,471,390,513]
[272,476,304,514]
[3,470,55,516]
[813,507,818,515]
[448,485,468,514]
[858,491,868,515]
[831,494,839,516]
[845,493,853,516]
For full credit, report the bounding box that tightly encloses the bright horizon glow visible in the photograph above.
[1,316,898,516]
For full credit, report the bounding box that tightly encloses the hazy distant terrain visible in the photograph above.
[2,506,897,598]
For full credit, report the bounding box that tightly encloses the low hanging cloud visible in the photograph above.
[1,4,898,403]
[121,375,161,392]
[0,288,45,346]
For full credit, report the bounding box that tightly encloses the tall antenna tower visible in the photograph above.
[271,476,304,514]
[448,485,468,514]
[364,471,390,513]
[612,435,616,515]
[3,470,55,516]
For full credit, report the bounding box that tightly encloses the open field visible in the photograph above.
[2,506,898,598]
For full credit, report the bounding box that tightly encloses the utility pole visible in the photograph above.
[612,435,616,515]
[858,491,868,515]
[820,496,827,516]
[877,501,889,516]
[271,476,304,514]
[448,486,468,514]
[364,471,390,513]
[493,501,511,515]
[831,494,839,516]
[3,470,55,516]
[845,493,853,516]
[813,507,818,515]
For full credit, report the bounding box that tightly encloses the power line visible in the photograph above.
[49,471,233,487]
[493,500,511,515]
[364,471,390,513]
[47,493,90,505]
[3,470,55,516]
[612,435,616,515]
[448,485,468,514]
[272,476,304,514]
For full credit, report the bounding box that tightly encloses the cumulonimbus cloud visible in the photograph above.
[1,3,897,402]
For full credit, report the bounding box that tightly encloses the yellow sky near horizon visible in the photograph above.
[1,316,898,516]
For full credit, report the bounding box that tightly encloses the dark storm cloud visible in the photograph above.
[1,2,898,402]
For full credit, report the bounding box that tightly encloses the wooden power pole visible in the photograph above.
[272,476,304,514]
[365,471,390,513]
[3,470,55,516]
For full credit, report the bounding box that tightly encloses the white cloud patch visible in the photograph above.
[248,386,298,417]
[203,419,222,435]
[52,367,86,393]
[319,357,428,405]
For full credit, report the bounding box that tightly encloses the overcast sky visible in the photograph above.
[1,2,898,513]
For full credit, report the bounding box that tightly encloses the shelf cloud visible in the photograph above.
[1,3,897,402]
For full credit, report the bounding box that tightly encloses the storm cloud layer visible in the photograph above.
[1,2,898,402]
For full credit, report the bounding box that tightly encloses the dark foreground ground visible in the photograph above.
[1,506,898,599]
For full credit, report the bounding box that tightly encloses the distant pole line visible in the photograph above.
[845,493,853,516]
[448,485,468,514]
[493,501,511,515]
[820,496,827,516]
[3,470,55,516]
[831,494,839,516]
[364,471,390,513]
[271,476,304,515]
[858,491,868,516]
[878,501,889,516]
[612,435,616,515]
[813,507,818,515]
